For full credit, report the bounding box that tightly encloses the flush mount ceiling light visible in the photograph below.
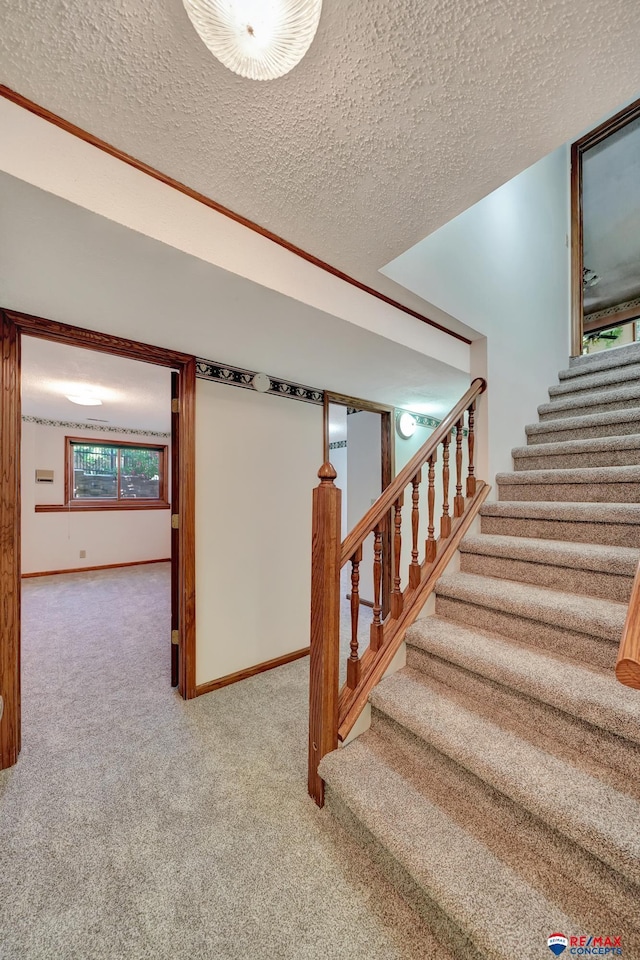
[182,0,322,81]
[397,412,417,440]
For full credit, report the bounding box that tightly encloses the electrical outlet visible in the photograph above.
[79,550,86,559]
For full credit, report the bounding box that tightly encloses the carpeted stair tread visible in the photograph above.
[367,669,640,884]
[550,363,640,399]
[525,407,640,444]
[563,342,640,376]
[435,572,626,643]
[405,616,640,745]
[512,433,640,469]
[498,464,640,485]
[319,733,576,960]
[459,533,639,575]
[481,500,640,524]
[538,383,640,420]
[497,464,640,502]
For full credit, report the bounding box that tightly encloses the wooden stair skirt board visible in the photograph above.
[196,647,310,697]
[21,558,171,578]
[318,340,640,960]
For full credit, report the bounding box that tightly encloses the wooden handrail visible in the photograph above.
[308,377,488,806]
[340,378,486,564]
[616,560,640,690]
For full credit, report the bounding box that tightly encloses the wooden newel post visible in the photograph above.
[308,462,342,807]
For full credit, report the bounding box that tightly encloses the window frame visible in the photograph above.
[63,435,169,511]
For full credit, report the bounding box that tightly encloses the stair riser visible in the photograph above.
[435,596,618,670]
[498,480,640,503]
[539,396,640,421]
[406,646,640,788]
[459,553,633,603]
[527,418,640,444]
[513,448,640,471]
[480,514,640,548]
[551,365,640,399]
[324,788,485,960]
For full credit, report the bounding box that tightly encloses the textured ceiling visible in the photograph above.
[21,336,172,432]
[1,0,640,330]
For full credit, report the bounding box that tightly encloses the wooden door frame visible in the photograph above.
[570,95,640,357]
[323,392,395,616]
[0,308,197,770]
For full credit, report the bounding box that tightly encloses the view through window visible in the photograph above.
[68,438,167,504]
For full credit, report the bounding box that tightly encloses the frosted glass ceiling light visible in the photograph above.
[182,0,322,80]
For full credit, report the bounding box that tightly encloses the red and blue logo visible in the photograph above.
[548,934,569,956]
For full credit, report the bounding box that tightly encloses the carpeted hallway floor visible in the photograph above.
[1,563,446,960]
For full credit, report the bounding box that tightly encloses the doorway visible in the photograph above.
[323,392,394,679]
[571,96,640,356]
[0,308,197,771]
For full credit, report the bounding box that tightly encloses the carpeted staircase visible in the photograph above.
[319,343,640,960]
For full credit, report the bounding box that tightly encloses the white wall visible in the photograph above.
[0,96,469,374]
[383,145,571,480]
[346,411,382,603]
[21,421,171,574]
[195,381,322,685]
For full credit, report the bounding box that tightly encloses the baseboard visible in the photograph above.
[196,647,310,696]
[21,557,171,578]
[346,593,374,608]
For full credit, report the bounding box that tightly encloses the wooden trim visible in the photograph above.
[338,482,491,741]
[324,391,395,416]
[196,647,310,696]
[178,356,197,700]
[0,312,21,769]
[0,309,197,768]
[570,95,640,359]
[0,86,471,348]
[616,559,640,690]
[22,558,171,578]
[64,434,168,507]
[35,501,170,512]
[3,308,193,367]
[570,141,583,359]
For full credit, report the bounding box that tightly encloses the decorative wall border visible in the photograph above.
[328,440,347,450]
[586,296,640,324]
[22,415,170,438]
[195,358,323,405]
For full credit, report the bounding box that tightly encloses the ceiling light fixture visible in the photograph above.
[182,0,322,81]
[397,412,417,440]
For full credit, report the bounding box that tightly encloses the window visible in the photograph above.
[65,437,169,509]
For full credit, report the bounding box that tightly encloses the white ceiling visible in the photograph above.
[1,0,640,330]
[0,173,470,416]
[583,115,640,314]
[21,335,172,432]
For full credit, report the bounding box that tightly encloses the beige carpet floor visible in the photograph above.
[1,564,446,960]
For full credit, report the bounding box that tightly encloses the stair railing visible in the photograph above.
[308,378,488,805]
[616,560,640,690]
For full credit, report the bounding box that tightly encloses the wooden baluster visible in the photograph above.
[347,546,363,689]
[409,470,422,589]
[308,463,341,807]
[391,494,404,619]
[370,525,384,651]
[467,401,476,497]
[441,433,451,539]
[425,453,437,563]
[454,417,464,518]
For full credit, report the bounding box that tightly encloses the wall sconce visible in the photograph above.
[396,411,417,439]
